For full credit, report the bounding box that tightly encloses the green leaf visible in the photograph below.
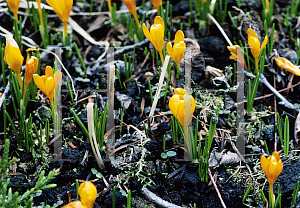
[161,153,167,159]
[166,151,177,157]
[91,168,97,175]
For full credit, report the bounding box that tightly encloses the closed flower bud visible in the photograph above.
[24,56,39,86]
[121,0,140,27]
[151,0,162,12]
[4,35,23,75]
[6,0,20,20]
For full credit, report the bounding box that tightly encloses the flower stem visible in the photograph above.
[23,85,28,101]
[159,50,164,65]
[133,13,140,28]
[63,21,68,38]
[255,58,259,73]
[269,183,275,208]
[15,72,23,90]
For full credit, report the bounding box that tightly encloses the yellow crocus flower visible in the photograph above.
[169,88,195,126]
[260,152,283,207]
[247,28,268,72]
[46,0,73,36]
[121,0,140,28]
[33,65,62,107]
[275,57,300,76]
[151,0,162,12]
[227,45,249,71]
[4,35,24,89]
[62,181,97,208]
[143,16,165,64]
[6,0,20,20]
[166,30,186,69]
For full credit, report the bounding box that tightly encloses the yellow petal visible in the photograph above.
[272,151,280,162]
[33,74,46,93]
[260,155,269,175]
[172,41,186,63]
[41,75,48,83]
[174,88,186,95]
[169,94,180,118]
[154,16,164,29]
[174,30,184,45]
[260,35,268,51]
[45,66,54,78]
[79,182,97,208]
[150,24,164,52]
[151,0,162,10]
[143,24,152,43]
[248,36,260,58]
[4,45,24,74]
[62,201,82,208]
[247,28,258,40]
[166,42,173,58]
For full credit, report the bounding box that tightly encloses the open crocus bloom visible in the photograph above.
[169,88,195,126]
[33,66,62,107]
[63,181,97,208]
[46,0,73,35]
[247,28,268,59]
[260,151,283,186]
[166,30,186,68]
[275,57,300,76]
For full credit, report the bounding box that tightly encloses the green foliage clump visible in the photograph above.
[0,139,58,208]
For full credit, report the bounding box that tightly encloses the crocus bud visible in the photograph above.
[169,88,195,126]
[4,35,24,89]
[151,0,162,12]
[4,35,23,75]
[24,56,39,86]
[275,57,300,76]
[121,0,140,27]
[6,0,20,20]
